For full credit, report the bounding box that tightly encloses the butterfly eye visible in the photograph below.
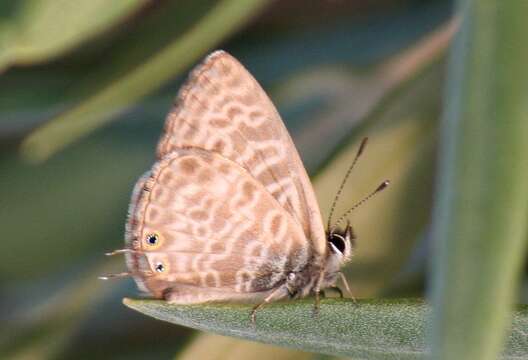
[155,262,165,273]
[328,234,346,254]
[145,233,159,246]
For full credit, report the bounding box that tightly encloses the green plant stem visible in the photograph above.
[20,0,269,162]
[430,1,528,360]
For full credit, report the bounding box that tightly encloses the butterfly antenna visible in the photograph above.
[327,137,369,231]
[330,180,390,234]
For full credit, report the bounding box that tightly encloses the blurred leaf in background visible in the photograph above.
[0,0,148,69]
[1,0,526,359]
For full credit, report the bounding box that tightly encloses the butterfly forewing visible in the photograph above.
[125,148,311,301]
[156,51,326,255]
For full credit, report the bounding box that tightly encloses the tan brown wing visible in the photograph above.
[156,51,326,255]
[125,148,311,301]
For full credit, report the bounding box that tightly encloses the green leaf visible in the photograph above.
[430,1,528,359]
[124,298,528,359]
[0,0,146,69]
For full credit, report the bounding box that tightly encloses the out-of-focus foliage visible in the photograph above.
[0,0,147,69]
[1,1,526,359]
[176,333,313,360]
[19,0,269,162]
[429,2,528,360]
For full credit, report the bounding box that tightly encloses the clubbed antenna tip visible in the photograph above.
[376,180,390,192]
[330,178,391,232]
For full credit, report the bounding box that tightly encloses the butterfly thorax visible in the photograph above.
[284,253,326,298]
[284,234,351,298]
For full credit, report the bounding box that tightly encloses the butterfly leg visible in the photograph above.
[338,272,357,303]
[250,285,288,325]
[313,291,321,317]
[287,288,299,299]
[312,271,326,317]
[98,272,131,280]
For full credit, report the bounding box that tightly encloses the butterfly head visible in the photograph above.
[326,220,355,266]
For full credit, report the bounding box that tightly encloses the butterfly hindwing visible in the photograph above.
[125,148,311,302]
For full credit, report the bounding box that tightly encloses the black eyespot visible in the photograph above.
[146,233,158,246]
[328,234,346,254]
[155,263,165,273]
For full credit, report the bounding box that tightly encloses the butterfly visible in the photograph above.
[102,50,389,322]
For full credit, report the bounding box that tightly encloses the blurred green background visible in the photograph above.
[1,0,526,359]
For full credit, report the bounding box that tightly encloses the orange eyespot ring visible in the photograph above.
[144,232,163,249]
